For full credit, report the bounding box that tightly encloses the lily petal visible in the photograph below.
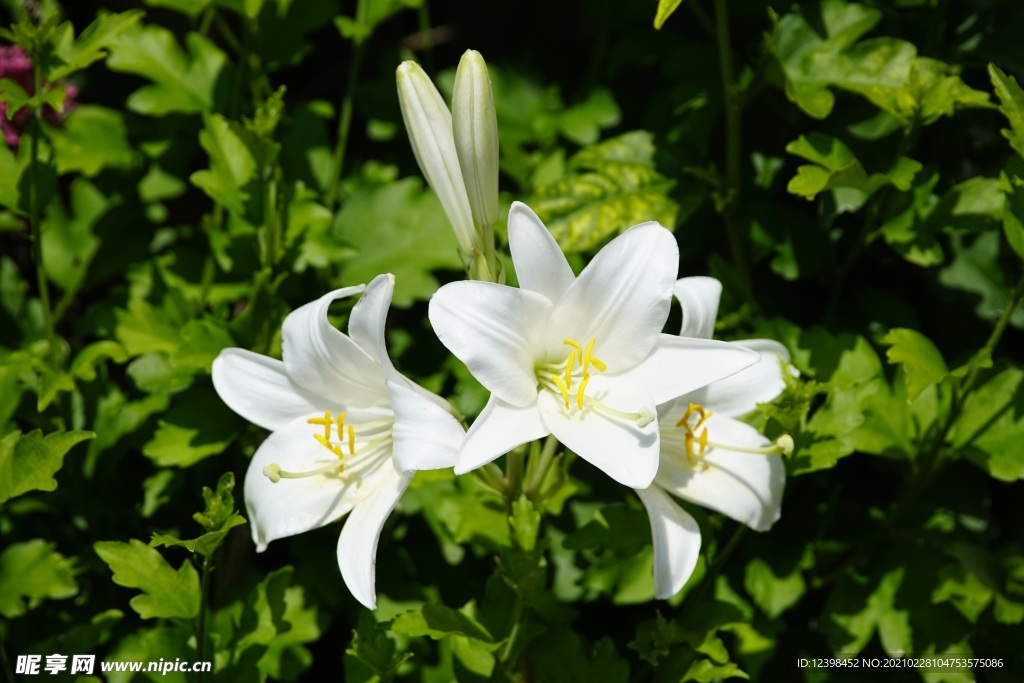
[387,379,464,473]
[348,274,395,371]
[429,281,552,406]
[636,486,702,600]
[212,349,319,431]
[674,276,722,339]
[552,223,677,369]
[337,467,412,610]
[245,417,363,551]
[614,334,760,406]
[538,375,659,489]
[656,414,785,531]
[684,340,791,417]
[282,286,389,408]
[507,201,575,302]
[456,394,548,474]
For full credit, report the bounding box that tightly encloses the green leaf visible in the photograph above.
[510,494,541,552]
[50,10,145,80]
[565,504,650,556]
[951,368,1024,482]
[0,429,94,504]
[0,540,78,618]
[881,328,948,401]
[50,105,134,176]
[391,603,494,642]
[69,340,129,381]
[190,114,259,215]
[94,539,200,619]
[41,178,109,293]
[1003,177,1024,261]
[0,77,31,118]
[149,473,246,557]
[142,388,238,467]
[743,557,806,619]
[333,177,465,306]
[989,64,1024,162]
[824,566,911,656]
[212,566,320,679]
[939,232,1024,329]
[531,131,678,252]
[785,133,921,212]
[767,1,910,119]
[654,0,684,30]
[106,26,226,115]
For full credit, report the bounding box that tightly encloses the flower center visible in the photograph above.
[263,410,394,483]
[536,338,654,427]
[672,402,793,464]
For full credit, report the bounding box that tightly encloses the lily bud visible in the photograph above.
[452,50,499,229]
[396,60,478,257]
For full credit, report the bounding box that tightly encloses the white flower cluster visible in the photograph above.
[211,52,793,610]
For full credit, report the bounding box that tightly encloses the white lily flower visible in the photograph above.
[211,274,465,609]
[428,202,759,489]
[639,276,792,599]
[396,60,480,259]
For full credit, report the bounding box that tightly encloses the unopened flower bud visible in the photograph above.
[396,61,478,257]
[452,50,499,229]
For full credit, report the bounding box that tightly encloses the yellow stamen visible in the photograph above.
[552,374,571,410]
[307,410,333,441]
[314,433,344,458]
[565,350,576,391]
[347,425,356,455]
[576,374,590,410]
[337,411,346,432]
[677,403,712,460]
[563,338,584,359]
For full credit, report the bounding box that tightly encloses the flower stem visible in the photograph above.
[326,0,368,210]
[713,0,749,283]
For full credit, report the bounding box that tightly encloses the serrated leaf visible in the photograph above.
[142,388,238,467]
[41,178,108,293]
[333,177,465,306]
[938,232,1024,329]
[654,0,684,30]
[0,429,94,504]
[190,114,260,215]
[510,494,541,552]
[531,131,678,252]
[951,368,1024,482]
[94,539,200,619]
[743,557,806,619]
[50,10,145,80]
[785,133,921,212]
[0,540,78,618]
[0,77,31,118]
[989,64,1024,162]
[50,105,133,176]
[107,26,225,115]
[391,603,494,642]
[881,328,948,401]
[825,566,911,656]
[70,340,128,381]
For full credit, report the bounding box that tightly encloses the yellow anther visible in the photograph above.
[583,338,607,374]
[314,433,344,458]
[551,374,571,410]
[347,425,356,455]
[337,411,346,432]
[677,403,711,461]
[576,374,590,410]
[565,350,576,391]
[563,339,584,358]
[307,410,333,441]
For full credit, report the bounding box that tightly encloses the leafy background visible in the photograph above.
[1,0,1022,681]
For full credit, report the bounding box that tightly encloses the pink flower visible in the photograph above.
[0,45,77,147]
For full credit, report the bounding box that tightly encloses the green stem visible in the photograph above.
[688,525,747,605]
[490,592,524,683]
[505,449,525,512]
[326,0,368,210]
[525,436,558,499]
[417,1,434,73]
[713,0,749,283]
[195,558,211,682]
[263,171,280,269]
